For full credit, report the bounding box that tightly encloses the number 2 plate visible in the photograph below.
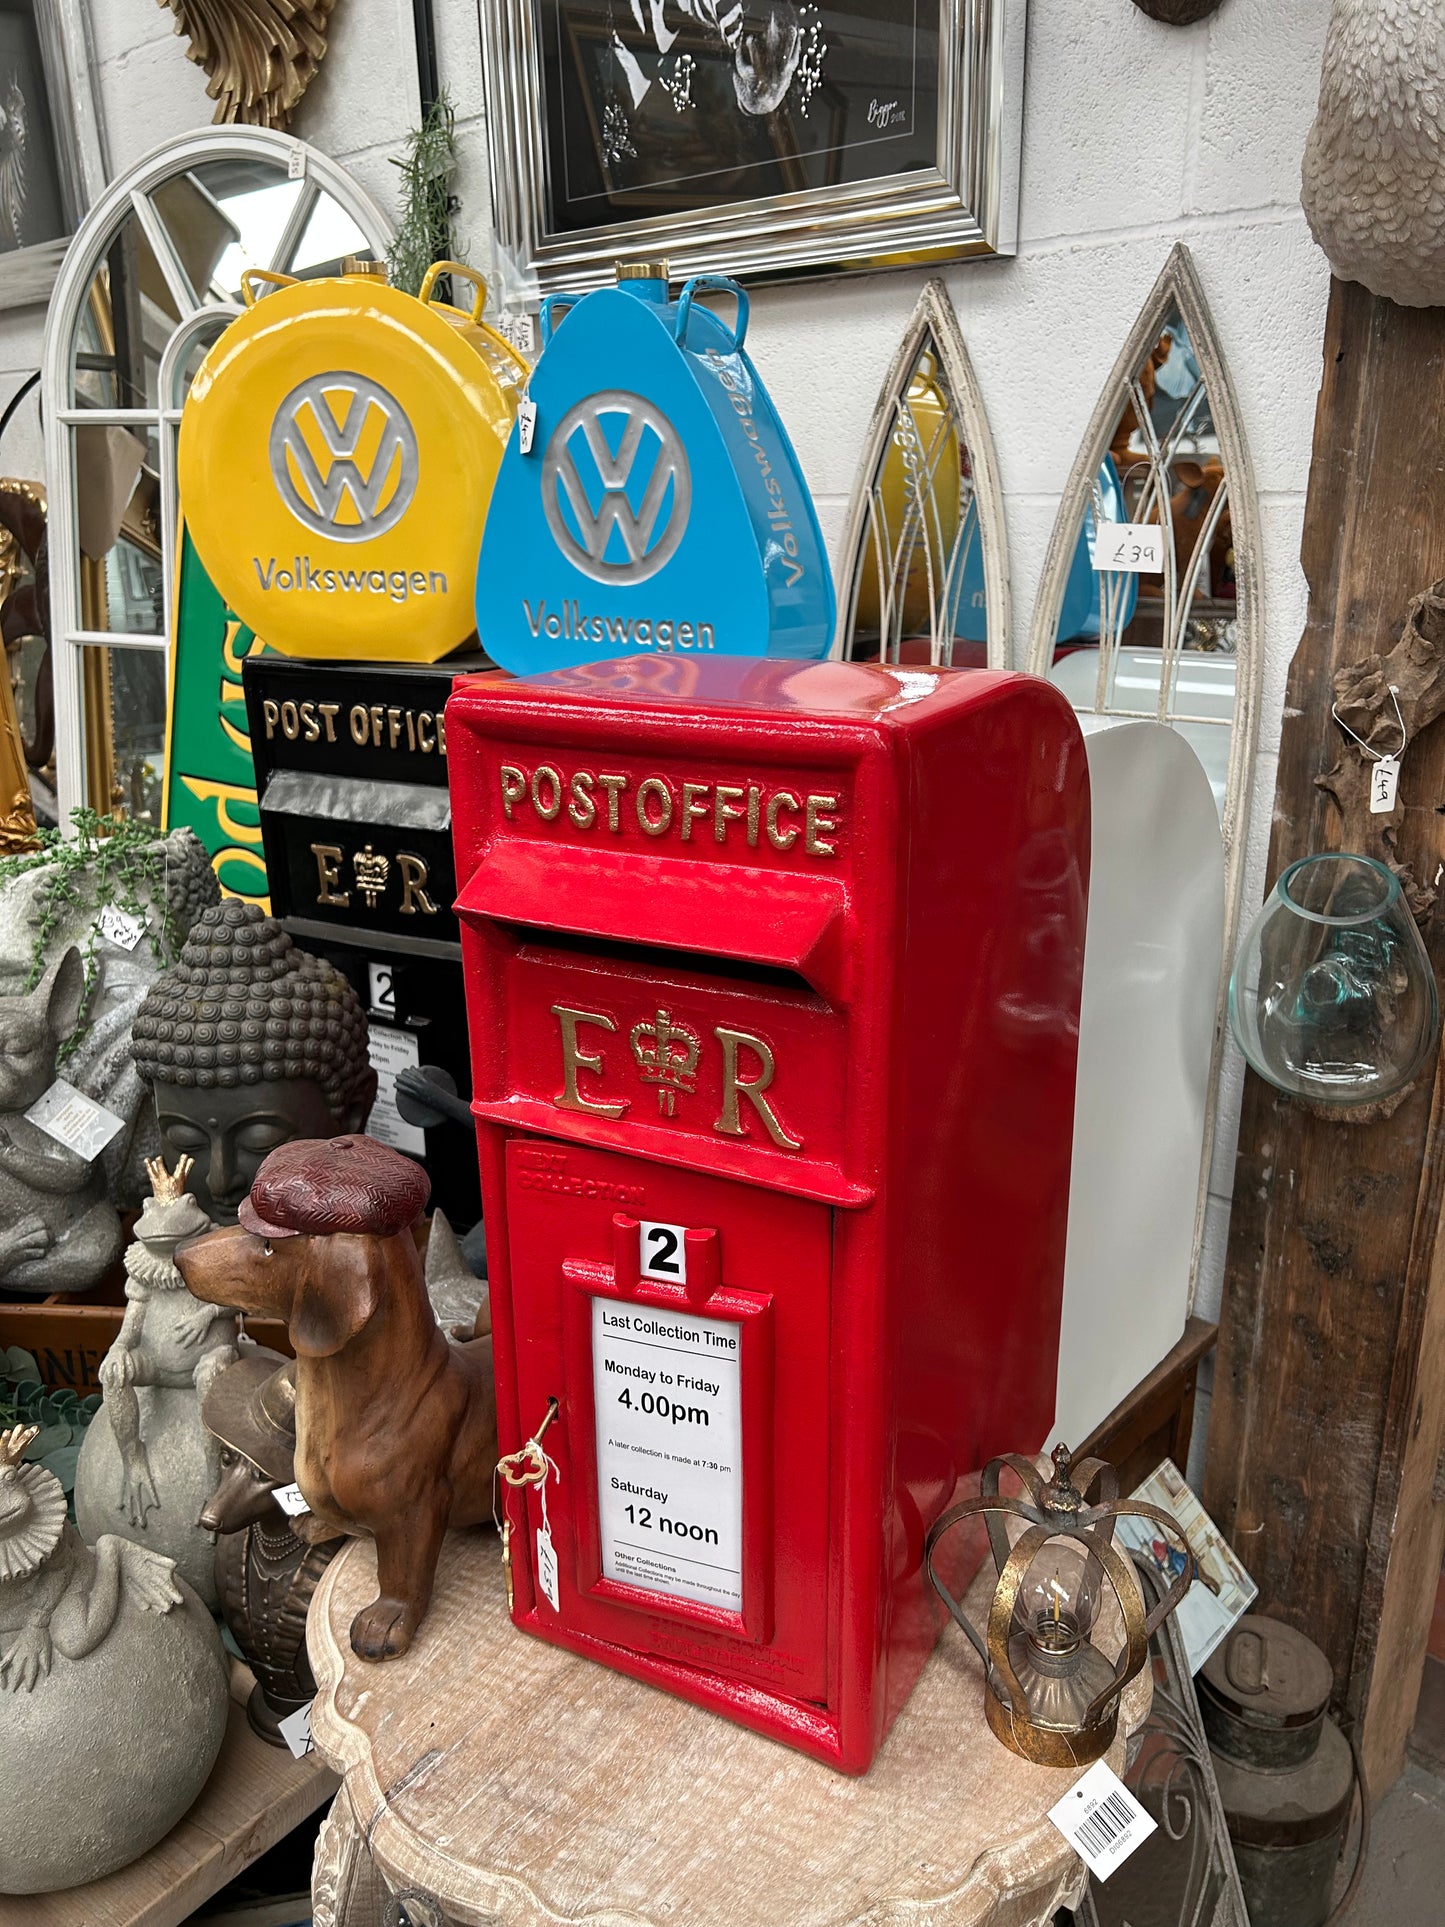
[639,1220,688,1283]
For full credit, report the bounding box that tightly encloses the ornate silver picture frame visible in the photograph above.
[0,0,106,311]
[481,0,1024,293]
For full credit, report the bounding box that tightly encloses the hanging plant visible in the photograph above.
[388,92,461,297]
[0,808,185,1057]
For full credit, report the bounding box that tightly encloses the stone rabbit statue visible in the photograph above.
[0,947,123,1294]
[0,1424,229,1893]
[75,1153,239,1608]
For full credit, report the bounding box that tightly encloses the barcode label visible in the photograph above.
[1048,1759,1156,1878]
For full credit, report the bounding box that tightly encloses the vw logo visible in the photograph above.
[542,391,691,584]
[268,372,419,542]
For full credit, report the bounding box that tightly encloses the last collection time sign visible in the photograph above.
[592,1282,743,1613]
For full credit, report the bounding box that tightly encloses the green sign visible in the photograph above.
[162,524,270,905]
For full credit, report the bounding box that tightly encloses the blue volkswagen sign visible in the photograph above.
[475,271,834,674]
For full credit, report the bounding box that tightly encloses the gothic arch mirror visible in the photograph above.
[834,279,1008,667]
[40,128,392,825]
[1028,242,1261,1326]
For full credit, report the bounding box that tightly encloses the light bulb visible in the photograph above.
[1011,1539,1101,1655]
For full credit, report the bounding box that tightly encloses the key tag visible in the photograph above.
[517,393,538,455]
[1332,684,1407,817]
[535,1449,561,1612]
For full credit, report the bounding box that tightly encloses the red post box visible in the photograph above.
[447,657,1090,1772]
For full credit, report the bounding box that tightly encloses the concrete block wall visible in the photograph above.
[16,0,1333,1471]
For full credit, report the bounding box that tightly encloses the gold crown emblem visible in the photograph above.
[630,1008,701,1117]
[145,1153,194,1203]
[0,1424,39,1468]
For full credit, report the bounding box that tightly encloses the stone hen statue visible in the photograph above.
[1302,0,1445,307]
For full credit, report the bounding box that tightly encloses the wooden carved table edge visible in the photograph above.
[308,1532,1151,1927]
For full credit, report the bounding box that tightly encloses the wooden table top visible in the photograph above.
[309,1529,1150,1927]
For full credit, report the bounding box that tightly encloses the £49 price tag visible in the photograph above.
[1049,1759,1156,1879]
[1370,755,1401,815]
[1094,523,1165,575]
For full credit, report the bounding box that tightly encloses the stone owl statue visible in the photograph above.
[1302,0,1445,308]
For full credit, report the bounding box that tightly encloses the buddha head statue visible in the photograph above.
[131,901,376,1224]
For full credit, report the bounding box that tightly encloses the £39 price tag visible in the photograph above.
[1093,522,1165,575]
[272,1483,310,1518]
[1049,1759,1156,1879]
[98,903,145,951]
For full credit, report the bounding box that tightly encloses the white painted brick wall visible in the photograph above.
[6,0,1334,1468]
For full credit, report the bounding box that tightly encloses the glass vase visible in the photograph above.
[1229,853,1439,1108]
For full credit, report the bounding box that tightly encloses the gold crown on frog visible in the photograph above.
[145,1153,194,1203]
[0,1423,39,1468]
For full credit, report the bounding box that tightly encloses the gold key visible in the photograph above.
[493,1399,560,1611]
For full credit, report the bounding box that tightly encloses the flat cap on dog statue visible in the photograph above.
[176,1134,498,1661]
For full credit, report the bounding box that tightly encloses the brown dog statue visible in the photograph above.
[176,1135,497,1661]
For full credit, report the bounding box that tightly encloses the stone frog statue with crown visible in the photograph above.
[0,1423,229,1895]
[74,1153,239,1607]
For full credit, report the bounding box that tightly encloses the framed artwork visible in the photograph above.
[0,0,105,310]
[481,0,1024,292]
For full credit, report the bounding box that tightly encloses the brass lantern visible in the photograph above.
[925,1446,1195,1767]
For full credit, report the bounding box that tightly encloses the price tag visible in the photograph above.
[592,1298,743,1611]
[536,1524,560,1610]
[1048,1759,1156,1879]
[277,1701,315,1759]
[98,904,145,951]
[287,143,306,181]
[639,1220,688,1283]
[1370,755,1401,814]
[517,396,538,455]
[24,1080,124,1163]
[1093,522,1165,575]
[272,1483,309,1518]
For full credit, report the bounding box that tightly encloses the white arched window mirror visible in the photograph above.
[41,127,392,822]
[1027,242,1262,1364]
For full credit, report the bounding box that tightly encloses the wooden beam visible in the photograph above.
[1204,276,1445,1797]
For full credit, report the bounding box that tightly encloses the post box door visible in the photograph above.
[504,1136,833,1705]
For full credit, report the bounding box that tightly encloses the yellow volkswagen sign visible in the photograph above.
[178,264,528,663]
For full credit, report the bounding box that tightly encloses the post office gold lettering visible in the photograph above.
[499,759,843,859]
